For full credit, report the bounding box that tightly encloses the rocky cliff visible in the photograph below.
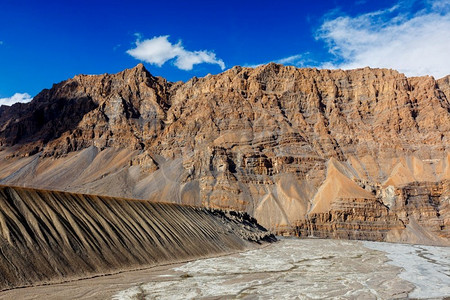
[1,63,449,245]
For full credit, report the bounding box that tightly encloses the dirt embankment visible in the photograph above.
[0,185,275,291]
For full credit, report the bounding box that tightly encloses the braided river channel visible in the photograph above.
[113,238,450,299]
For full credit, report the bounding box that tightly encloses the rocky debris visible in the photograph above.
[0,63,449,245]
[207,209,277,243]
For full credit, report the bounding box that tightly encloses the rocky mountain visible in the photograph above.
[1,63,449,245]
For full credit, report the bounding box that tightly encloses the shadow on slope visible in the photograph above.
[0,185,275,291]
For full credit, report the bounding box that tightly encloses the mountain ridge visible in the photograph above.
[1,63,449,245]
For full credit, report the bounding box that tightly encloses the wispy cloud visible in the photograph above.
[246,54,312,68]
[127,35,225,71]
[316,0,450,78]
[275,54,304,65]
[0,93,33,106]
[0,41,3,45]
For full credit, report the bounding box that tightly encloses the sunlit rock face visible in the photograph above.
[1,63,449,244]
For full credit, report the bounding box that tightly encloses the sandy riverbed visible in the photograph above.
[1,238,449,299]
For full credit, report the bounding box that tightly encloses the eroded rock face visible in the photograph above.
[296,181,449,244]
[1,63,449,245]
[0,63,173,156]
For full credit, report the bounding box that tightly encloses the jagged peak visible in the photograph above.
[130,63,148,73]
[120,63,153,78]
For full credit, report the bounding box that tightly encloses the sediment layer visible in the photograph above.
[1,63,449,245]
[0,185,275,290]
[294,180,450,246]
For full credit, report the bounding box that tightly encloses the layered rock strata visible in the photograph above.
[0,63,449,245]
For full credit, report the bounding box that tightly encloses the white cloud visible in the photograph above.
[246,54,309,68]
[275,54,304,65]
[127,35,225,71]
[0,93,33,106]
[316,0,450,78]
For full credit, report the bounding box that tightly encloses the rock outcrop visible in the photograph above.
[295,180,449,244]
[0,63,449,245]
[0,185,275,290]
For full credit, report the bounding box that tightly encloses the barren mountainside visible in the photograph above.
[1,63,449,245]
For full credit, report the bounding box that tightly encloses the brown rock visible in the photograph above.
[1,63,449,245]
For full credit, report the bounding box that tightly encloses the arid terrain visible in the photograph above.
[1,63,449,245]
[2,238,449,300]
[0,185,274,290]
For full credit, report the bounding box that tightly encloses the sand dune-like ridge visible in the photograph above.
[0,185,274,290]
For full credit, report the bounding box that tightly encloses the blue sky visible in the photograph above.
[1,0,449,105]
